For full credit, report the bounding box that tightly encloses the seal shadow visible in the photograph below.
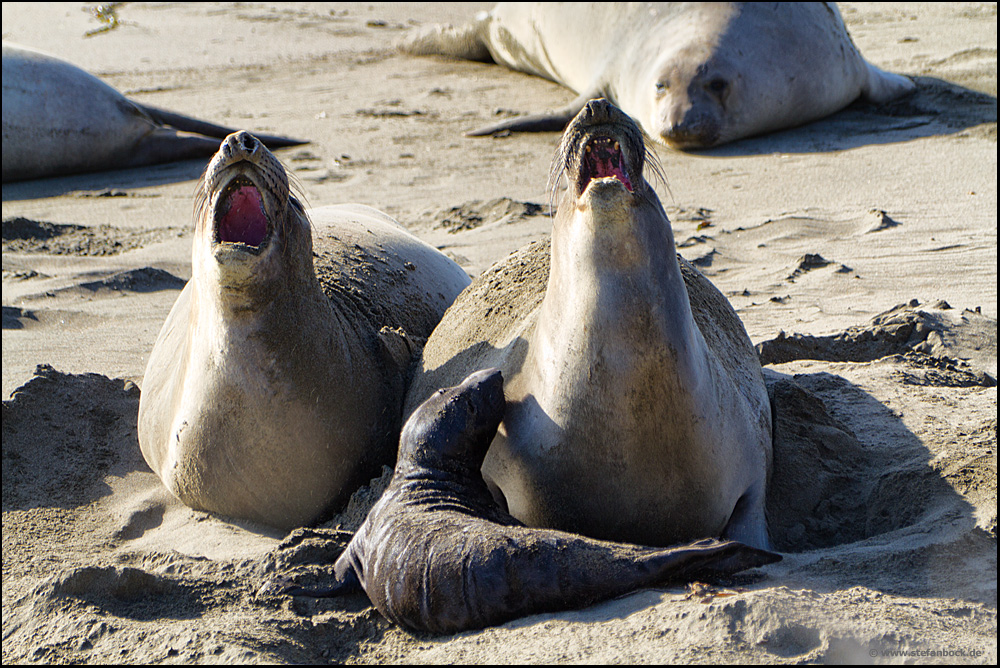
[764,365,992,604]
[405,336,531,419]
[696,77,996,156]
[2,364,285,539]
[2,157,218,202]
[2,364,146,512]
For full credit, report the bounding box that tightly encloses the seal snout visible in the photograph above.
[660,115,721,150]
[201,131,292,253]
[560,99,645,198]
[464,367,505,420]
[451,367,505,441]
[237,131,259,155]
[659,99,723,149]
[579,98,630,127]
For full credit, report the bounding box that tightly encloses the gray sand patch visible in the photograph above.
[2,217,186,256]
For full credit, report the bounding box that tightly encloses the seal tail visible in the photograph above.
[137,103,307,149]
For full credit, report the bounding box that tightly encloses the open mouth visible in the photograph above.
[579,136,633,194]
[215,175,269,249]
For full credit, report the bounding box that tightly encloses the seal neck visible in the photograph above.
[529,185,707,393]
[193,204,315,316]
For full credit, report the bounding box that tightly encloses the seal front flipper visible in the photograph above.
[269,566,362,599]
[465,90,598,137]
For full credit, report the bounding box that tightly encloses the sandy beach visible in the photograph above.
[2,2,996,663]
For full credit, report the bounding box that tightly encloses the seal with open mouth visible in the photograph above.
[138,131,470,530]
[272,368,780,634]
[400,3,915,149]
[405,99,773,550]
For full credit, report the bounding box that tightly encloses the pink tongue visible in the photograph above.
[594,157,633,192]
[219,186,267,246]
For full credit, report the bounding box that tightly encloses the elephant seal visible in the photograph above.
[405,99,773,550]
[401,3,916,148]
[138,131,471,531]
[2,42,304,182]
[273,368,780,634]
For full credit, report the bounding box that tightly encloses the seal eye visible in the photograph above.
[707,78,728,96]
[655,81,669,96]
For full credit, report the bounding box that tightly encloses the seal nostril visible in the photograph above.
[240,133,257,152]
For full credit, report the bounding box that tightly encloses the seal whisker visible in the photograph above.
[641,134,669,198]
[287,168,310,213]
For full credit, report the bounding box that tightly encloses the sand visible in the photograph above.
[2,2,996,664]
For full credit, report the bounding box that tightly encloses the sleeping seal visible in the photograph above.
[137,131,470,530]
[405,99,773,550]
[401,3,916,148]
[273,368,780,634]
[2,42,303,182]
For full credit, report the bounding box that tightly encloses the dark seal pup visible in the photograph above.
[274,368,780,634]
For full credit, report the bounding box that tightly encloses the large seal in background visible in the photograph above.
[138,131,471,531]
[401,3,916,148]
[405,99,773,549]
[274,368,780,634]
[2,42,303,182]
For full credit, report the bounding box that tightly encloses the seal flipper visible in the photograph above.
[264,562,362,599]
[465,90,599,137]
[649,538,782,581]
[859,63,916,105]
[126,127,237,169]
[398,15,493,62]
[137,103,307,149]
[721,481,772,551]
